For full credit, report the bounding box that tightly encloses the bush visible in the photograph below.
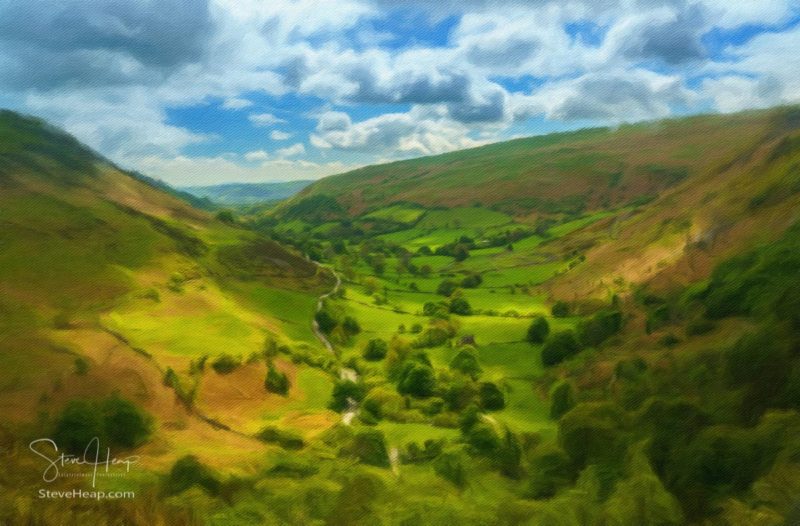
[551,301,570,318]
[479,382,505,411]
[215,210,235,224]
[449,297,472,315]
[211,354,240,374]
[541,330,581,366]
[53,396,152,455]
[526,315,550,344]
[549,380,577,419]
[460,274,483,288]
[342,316,361,336]
[437,280,459,297]
[163,455,221,496]
[434,451,467,488]
[362,339,388,361]
[315,310,337,334]
[256,426,304,449]
[265,364,290,396]
[449,349,482,379]
[329,380,366,412]
[527,445,575,498]
[398,361,436,398]
[577,309,622,347]
[349,429,390,467]
[466,423,500,453]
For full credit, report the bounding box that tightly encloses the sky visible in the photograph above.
[1,0,799,186]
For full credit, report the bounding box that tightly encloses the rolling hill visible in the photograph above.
[180,180,313,206]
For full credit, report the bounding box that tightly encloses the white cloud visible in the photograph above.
[134,154,359,185]
[244,149,270,161]
[248,112,287,126]
[270,130,292,140]
[276,143,306,158]
[221,97,253,109]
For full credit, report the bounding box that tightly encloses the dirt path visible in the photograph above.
[311,263,342,354]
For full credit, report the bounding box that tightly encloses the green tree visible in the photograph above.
[362,338,388,361]
[434,450,467,488]
[541,330,581,366]
[342,315,361,336]
[329,380,366,412]
[551,301,570,318]
[479,382,505,411]
[265,364,290,396]
[526,315,550,344]
[315,310,337,334]
[449,297,472,315]
[398,361,436,397]
[549,380,577,419]
[437,279,459,297]
[449,349,482,379]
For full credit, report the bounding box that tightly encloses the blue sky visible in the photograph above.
[1,0,799,185]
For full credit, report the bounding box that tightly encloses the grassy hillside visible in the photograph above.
[0,110,345,523]
[287,108,791,215]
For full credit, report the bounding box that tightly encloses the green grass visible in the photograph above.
[363,205,426,224]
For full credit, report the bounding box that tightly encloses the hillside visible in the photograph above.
[0,110,340,514]
[286,107,794,216]
[239,105,800,523]
[181,180,312,206]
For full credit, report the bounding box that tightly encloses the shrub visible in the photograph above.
[342,316,361,336]
[256,426,304,449]
[53,396,152,454]
[362,339,388,361]
[577,309,622,347]
[349,429,390,467]
[541,330,580,366]
[466,423,500,453]
[315,310,337,334]
[460,274,483,288]
[449,297,472,315]
[437,280,459,297]
[265,365,290,396]
[163,455,221,496]
[211,354,240,374]
[549,380,577,419]
[551,301,570,318]
[479,382,505,411]
[101,395,153,449]
[329,380,366,412]
[526,315,550,344]
[434,451,467,488]
[215,210,235,224]
[527,445,575,499]
[449,349,482,379]
[398,361,436,398]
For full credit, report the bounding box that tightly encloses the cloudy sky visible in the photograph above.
[1,0,798,186]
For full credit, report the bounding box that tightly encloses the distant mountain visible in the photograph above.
[181,180,313,205]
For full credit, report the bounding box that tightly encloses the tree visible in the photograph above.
[363,339,388,361]
[449,349,482,378]
[549,380,576,419]
[527,445,575,499]
[215,209,235,224]
[315,310,337,334]
[479,382,505,411]
[461,273,482,288]
[163,455,221,496]
[526,315,550,344]
[342,316,361,337]
[551,301,570,318]
[449,297,472,316]
[577,309,622,347]
[437,279,459,297]
[101,395,153,449]
[398,361,436,397]
[329,380,366,412]
[453,244,470,261]
[434,451,467,488]
[541,330,580,366]
[348,429,390,467]
[211,353,239,374]
[265,364,290,396]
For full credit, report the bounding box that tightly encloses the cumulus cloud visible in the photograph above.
[135,154,360,186]
[276,143,306,158]
[0,0,797,180]
[270,130,292,140]
[248,113,287,126]
[244,149,270,161]
[311,106,484,156]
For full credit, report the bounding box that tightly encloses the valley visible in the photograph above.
[1,106,800,525]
